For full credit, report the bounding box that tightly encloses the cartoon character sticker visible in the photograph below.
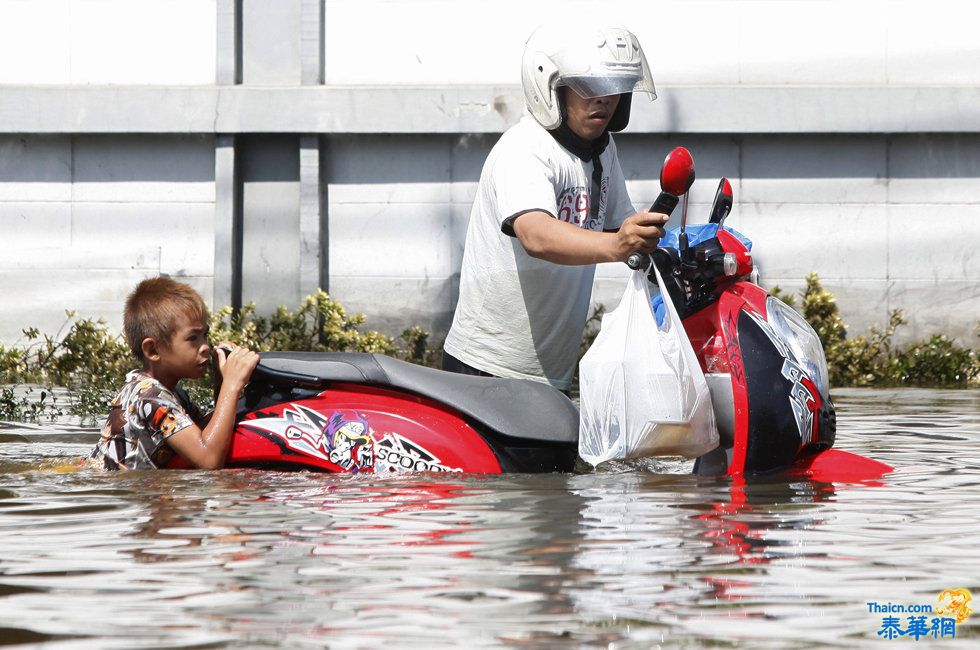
[324,412,374,471]
[241,405,374,472]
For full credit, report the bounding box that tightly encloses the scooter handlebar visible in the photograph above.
[650,191,679,217]
[625,192,679,270]
[626,252,650,270]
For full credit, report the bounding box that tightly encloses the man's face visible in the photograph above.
[563,87,621,141]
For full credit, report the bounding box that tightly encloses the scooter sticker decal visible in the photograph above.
[375,433,463,473]
[721,311,745,386]
[241,405,374,472]
[745,312,820,445]
[780,359,817,446]
[241,405,463,473]
[325,412,374,471]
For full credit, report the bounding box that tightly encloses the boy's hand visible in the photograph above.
[615,210,669,260]
[170,344,258,471]
[215,345,259,392]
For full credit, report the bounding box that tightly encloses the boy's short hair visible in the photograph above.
[124,277,208,362]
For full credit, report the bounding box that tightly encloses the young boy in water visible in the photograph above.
[90,277,259,470]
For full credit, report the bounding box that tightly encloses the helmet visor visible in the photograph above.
[562,74,654,100]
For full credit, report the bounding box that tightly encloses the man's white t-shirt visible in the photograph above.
[444,116,635,390]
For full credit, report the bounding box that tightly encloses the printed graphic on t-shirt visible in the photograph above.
[557,180,608,231]
[89,370,200,470]
[590,176,610,231]
[556,185,588,226]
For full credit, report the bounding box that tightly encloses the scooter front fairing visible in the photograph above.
[684,281,837,476]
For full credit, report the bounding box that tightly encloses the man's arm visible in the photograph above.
[512,210,669,265]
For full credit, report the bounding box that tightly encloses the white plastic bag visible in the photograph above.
[578,264,719,465]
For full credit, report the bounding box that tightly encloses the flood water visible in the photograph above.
[0,388,977,648]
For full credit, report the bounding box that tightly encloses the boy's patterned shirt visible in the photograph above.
[90,370,204,470]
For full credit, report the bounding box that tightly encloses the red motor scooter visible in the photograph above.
[181,351,582,474]
[169,148,891,481]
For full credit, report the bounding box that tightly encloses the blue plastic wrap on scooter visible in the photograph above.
[650,224,752,326]
[658,223,752,252]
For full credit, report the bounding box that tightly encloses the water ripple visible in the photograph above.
[0,388,977,647]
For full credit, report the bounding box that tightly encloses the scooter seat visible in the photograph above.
[252,352,579,445]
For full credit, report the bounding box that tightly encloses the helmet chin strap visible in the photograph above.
[547,90,631,158]
[549,92,610,222]
[549,92,611,162]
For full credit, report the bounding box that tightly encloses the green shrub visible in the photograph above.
[208,290,398,355]
[0,386,63,422]
[399,326,441,368]
[893,334,980,387]
[774,273,979,389]
[0,313,132,421]
[0,291,439,423]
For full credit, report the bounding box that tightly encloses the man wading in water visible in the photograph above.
[443,25,668,394]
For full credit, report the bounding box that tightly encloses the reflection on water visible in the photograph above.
[0,388,977,648]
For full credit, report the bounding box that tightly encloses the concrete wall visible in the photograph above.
[0,134,215,340]
[322,132,980,344]
[612,133,980,343]
[321,0,980,87]
[1,0,979,350]
[0,0,216,85]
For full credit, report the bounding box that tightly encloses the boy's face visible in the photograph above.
[154,311,211,387]
[563,87,621,141]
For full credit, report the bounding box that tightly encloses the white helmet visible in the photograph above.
[521,25,656,131]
